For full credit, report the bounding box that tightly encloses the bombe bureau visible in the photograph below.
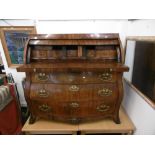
[17,34,129,124]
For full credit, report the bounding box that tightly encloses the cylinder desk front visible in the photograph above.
[17,34,129,124]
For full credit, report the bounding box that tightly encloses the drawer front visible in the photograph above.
[31,71,116,84]
[53,101,90,117]
[93,84,117,101]
[31,101,53,119]
[89,100,115,116]
[31,100,90,118]
[52,100,114,118]
[30,99,115,121]
[30,84,93,101]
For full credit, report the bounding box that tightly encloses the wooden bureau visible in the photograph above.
[17,34,129,124]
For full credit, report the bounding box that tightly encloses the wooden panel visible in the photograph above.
[85,46,117,60]
[95,49,117,59]
[30,45,118,60]
[30,99,115,121]
[89,100,115,116]
[31,71,116,84]
[29,39,119,46]
[30,84,93,101]
[30,101,53,119]
[78,46,83,57]
[29,33,119,40]
[93,84,118,101]
[17,62,129,72]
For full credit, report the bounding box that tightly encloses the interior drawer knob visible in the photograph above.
[69,85,79,92]
[37,73,49,81]
[98,88,112,96]
[38,89,49,97]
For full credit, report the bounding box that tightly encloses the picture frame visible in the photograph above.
[124,36,155,109]
[0,26,36,68]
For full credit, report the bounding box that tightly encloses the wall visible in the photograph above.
[124,40,136,81]
[1,19,155,134]
[126,19,155,36]
[123,80,155,134]
[123,19,155,134]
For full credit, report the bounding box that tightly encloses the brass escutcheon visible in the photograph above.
[98,88,112,96]
[99,72,112,81]
[38,89,49,97]
[69,85,79,92]
[37,73,49,81]
[96,104,110,112]
[38,104,51,112]
[69,102,79,108]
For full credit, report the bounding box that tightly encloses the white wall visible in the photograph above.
[36,20,123,34]
[124,40,136,81]
[123,81,155,134]
[126,19,155,36]
[1,19,155,134]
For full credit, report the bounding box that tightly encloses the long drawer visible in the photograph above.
[31,100,90,117]
[31,71,116,84]
[30,100,116,119]
[29,83,117,102]
[30,83,93,101]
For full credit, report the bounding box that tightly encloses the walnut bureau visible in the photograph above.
[17,34,129,124]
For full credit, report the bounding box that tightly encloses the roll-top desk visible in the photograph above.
[17,34,129,124]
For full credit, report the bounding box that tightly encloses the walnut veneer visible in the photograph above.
[17,34,129,124]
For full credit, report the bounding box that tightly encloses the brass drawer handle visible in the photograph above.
[69,85,79,92]
[37,73,49,81]
[99,73,112,81]
[96,104,110,112]
[98,88,112,96]
[38,89,49,97]
[69,102,79,108]
[39,104,51,112]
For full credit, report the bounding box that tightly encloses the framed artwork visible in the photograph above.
[124,36,155,108]
[0,26,36,68]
